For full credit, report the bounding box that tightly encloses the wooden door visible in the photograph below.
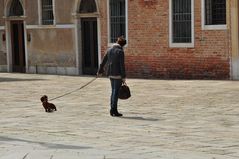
[11,20,26,73]
[81,18,98,75]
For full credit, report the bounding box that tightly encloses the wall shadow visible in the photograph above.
[0,136,92,150]
[0,77,46,82]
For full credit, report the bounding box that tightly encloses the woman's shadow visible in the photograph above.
[120,116,158,121]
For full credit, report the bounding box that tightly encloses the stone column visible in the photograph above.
[231,0,239,79]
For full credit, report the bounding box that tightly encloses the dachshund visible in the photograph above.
[40,95,57,112]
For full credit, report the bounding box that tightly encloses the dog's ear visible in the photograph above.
[40,95,47,102]
[40,96,44,102]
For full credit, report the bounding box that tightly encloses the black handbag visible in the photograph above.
[118,83,131,100]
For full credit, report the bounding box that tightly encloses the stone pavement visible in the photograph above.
[0,73,239,159]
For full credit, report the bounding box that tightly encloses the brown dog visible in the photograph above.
[40,95,57,112]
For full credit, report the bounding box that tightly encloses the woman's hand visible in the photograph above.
[96,72,101,77]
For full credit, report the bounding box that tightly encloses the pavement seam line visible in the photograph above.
[22,153,29,159]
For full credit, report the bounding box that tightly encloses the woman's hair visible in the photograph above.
[117,36,127,47]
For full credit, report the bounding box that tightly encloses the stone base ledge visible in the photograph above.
[0,65,8,72]
[28,66,78,75]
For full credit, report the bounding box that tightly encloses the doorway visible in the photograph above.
[10,20,26,73]
[81,18,98,75]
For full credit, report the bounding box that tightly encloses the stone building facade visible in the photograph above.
[0,0,238,79]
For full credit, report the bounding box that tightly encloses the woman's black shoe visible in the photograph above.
[114,112,123,117]
[110,109,123,117]
[110,109,114,116]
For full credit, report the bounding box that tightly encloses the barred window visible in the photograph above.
[9,0,24,16]
[109,0,126,43]
[205,0,226,25]
[41,0,54,25]
[172,0,192,43]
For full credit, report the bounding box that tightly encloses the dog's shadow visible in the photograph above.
[120,116,158,121]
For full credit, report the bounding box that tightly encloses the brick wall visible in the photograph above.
[100,0,230,79]
[55,0,75,24]
[25,0,38,25]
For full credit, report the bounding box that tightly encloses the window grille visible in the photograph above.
[79,0,97,13]
[172,0,192,43]
[42,0,54,25]
[9,0,24,16]
[109,0,126,43]
[205,0,226,25]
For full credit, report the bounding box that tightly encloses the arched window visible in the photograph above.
[9,0,24,16]
[79,0,97,13]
